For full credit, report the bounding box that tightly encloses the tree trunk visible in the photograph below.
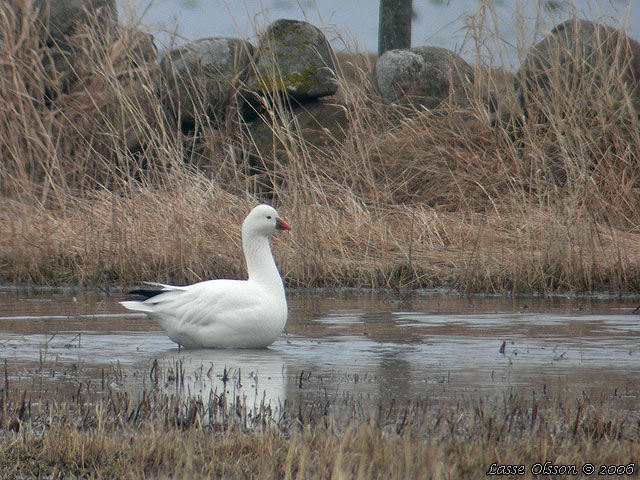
[378,0,412,56]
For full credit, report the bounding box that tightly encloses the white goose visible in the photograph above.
[120,204,291,349]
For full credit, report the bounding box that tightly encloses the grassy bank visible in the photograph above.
[1,359,639,479]
[2,389,639,479]
[1,2,639,292]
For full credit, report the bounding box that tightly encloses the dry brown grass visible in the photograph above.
[1,1,639,292]
[1,362,639,479]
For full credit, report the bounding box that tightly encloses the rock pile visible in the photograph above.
[33,1,640,170]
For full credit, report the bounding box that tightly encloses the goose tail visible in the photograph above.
[120,282,185,312]
[119,300,155,313]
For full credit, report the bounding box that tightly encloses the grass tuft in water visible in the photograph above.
[1,361,639,480]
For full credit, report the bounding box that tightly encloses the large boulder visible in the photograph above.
[35,0,119,99]
[56,27,160,155]
[104,30,159,153]
[374,46,474,109]
[34,0,117,45]
[244,19,338,110]
[160,37,254,129]
[42,26,156,102]
[246,100,348,155]
[126,29,158,67]
[244,100,348,196]
[517,19,640,117]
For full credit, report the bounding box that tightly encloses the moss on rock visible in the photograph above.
[245,19,338,103]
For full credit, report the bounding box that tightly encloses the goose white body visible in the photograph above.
[120,205,290,349]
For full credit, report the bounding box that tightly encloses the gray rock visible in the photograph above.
[35,0,118,98]
[517,19,640,116]
[245,19,338,104]
[127,29,157,67]
[374,46,474,109]
[106,30,159,152]
[244,100,348,197]
[246,100,348,156]
[41,46,74,88]
[42,27,156,101]
[34,0,117,45]
[160,37,254,127]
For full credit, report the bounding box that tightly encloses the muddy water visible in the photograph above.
[1,288,639,409]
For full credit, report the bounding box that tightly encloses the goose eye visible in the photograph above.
[266,215,272,220]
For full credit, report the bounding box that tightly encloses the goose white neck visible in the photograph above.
[242,232,284,291]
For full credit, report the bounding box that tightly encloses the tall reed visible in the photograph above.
[0,0,639,292]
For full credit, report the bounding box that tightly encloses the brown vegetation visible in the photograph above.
[1,360,639,479]
[0,2,639,292]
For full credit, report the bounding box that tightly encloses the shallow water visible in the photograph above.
[1,288,639,410]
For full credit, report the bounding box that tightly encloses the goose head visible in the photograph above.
[242,204,291,237]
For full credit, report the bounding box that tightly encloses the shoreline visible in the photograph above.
[2,283,640,300]
[1,376,638,479]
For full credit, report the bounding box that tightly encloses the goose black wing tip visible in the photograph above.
[126,289,166,301]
